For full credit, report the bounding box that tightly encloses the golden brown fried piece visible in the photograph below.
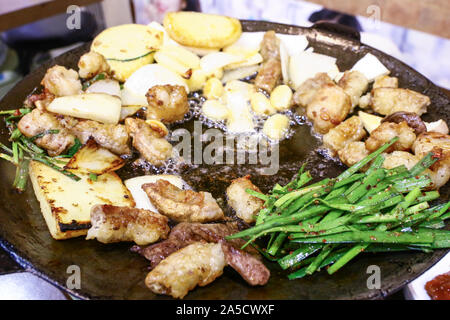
[337,141,369,168]
[373,75,399,89]
[293,73,334,108]
[337,70,369,110]
[41,65,82,97]
[382,151,420,170]
[365,121,416,153]
[125,118,172,166]
[323,116,367,156]
[306,84,352,134]
[86,204,170,245]
[18,109,75,156]
[145,242,226,299]
[371,88,430,116]
[413,132,450,189]
[78,51,110,79]
[71,120,131,156]
[226,176,264,224]
[142,179,224,223]
[145,85,189,124]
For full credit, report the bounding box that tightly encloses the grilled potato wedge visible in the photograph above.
[64,139,125,175]
[29,161,134,240]
[163,12,242,49]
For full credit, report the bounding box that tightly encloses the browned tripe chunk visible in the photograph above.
[141,180,224,222]
[131,222,255,269]
[145,85,189,124]
[255,31,282,93]
[226,176,264,224]
[365,121,416,153]
[125,118,172,166]
[71,119,131,156]
[86,204,170,245]
[220,240,270,286]
[18,108,75,156]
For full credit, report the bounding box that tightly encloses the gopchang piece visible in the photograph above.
[220,240,270,286]
[145,242,226,299]
[370,88,431,116]
[145,85,189,123]
[365,121,416,153]
[306,82,351,134]
[71,120,131,156]
[322,116,367,156]
[131,222,251,269]
[141,180,224,222]
[125,118,172,166]
[86,204,170,245]
[41,65,82,97]
[337,70,369,110]
[77,51,110,79]
[413,132,450,189]
[18,108,75,156]
[226,176,264,224]
[255,31,282,93]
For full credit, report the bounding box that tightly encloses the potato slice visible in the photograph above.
[358,111,383,133]
[29,160,134,240]
[47,93,121,124]
[163,12,242,49]
[64,139,125,175]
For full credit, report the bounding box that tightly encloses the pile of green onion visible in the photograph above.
[227,137,450,279]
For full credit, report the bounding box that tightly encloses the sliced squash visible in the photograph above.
[163,12,242,49]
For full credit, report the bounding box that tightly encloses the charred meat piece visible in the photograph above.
[220,240,270,286]
[86,204,170,245]
[145,242,226,299]
[293,73,334,108]
[323,116,367,156]
[141,179,224,223]
[226,176,264,224]
[41,65,82,97]
[255,58,282,94]
[337,70,369,110]
[71,120,131,156]
[78,51,110,79]
[306,83,352,134]
[125,118,172,166]
[131,222,251,268]
[365,121,416,153]
[382,112,427,135]
[18,109,75,156]
[371,88,430,116]
[145,85,189,124]
[255,31,282,93]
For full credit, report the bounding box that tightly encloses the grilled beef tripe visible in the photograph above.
[145,242,226,299]
[86,204,170,245]
[226,176,264,224]
[132,222,270,287]
[141,179,224,222]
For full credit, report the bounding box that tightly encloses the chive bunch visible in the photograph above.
[226,137,450,279]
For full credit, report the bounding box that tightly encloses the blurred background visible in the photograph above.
[0,0,449,299]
